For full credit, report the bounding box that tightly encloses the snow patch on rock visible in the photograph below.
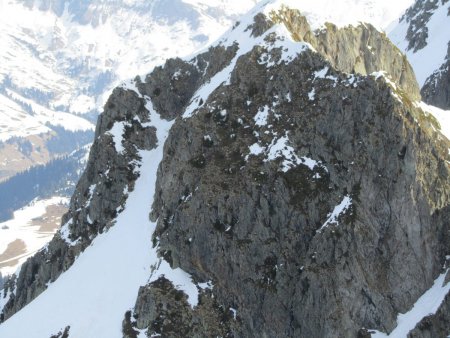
[371,270,450,338]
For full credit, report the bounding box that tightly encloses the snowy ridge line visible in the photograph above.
[183,15,310,119]
[184,0,414,62]
[261,0,414,32]
[371,270,450,338]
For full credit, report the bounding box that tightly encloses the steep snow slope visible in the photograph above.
[0,106,199,338]
[389,0,450,87]
[371,271,450,337]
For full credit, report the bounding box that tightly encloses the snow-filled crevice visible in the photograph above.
[371,270,450,338]
[0,100,197,338]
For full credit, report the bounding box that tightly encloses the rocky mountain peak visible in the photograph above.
[264,6,421,101]
[0,2,449,338]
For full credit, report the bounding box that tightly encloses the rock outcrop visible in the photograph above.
[269,7,421,101]
[1,4,449,338]
[124,8,450,338]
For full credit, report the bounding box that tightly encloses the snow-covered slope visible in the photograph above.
[0,197,69,277]
[371,270,450,337]
[389,0,450,87]
[0,105,192,337]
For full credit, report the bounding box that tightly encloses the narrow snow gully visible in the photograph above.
[371,271,450,338]
[0,99,195,338]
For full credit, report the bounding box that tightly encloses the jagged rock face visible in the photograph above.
[138,44,239,120]
[123,277,235,338]
[133,16,450,338]
[2,6,449,337]
[421,42,450,109]
[268,8,421,101]
[0,88,157,321]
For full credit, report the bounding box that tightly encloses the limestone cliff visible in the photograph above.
[125,9,450,338]
[1,4,449,338]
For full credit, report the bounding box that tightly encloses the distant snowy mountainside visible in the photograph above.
[389,0,449,86]
[0,197,69,277]
[0,0,259,180]
[0,0,259,122]
[389,0,450,109]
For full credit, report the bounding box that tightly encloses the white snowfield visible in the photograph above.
[0,90,95,142]
[416,101,450,141]
[0,197,69,277]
